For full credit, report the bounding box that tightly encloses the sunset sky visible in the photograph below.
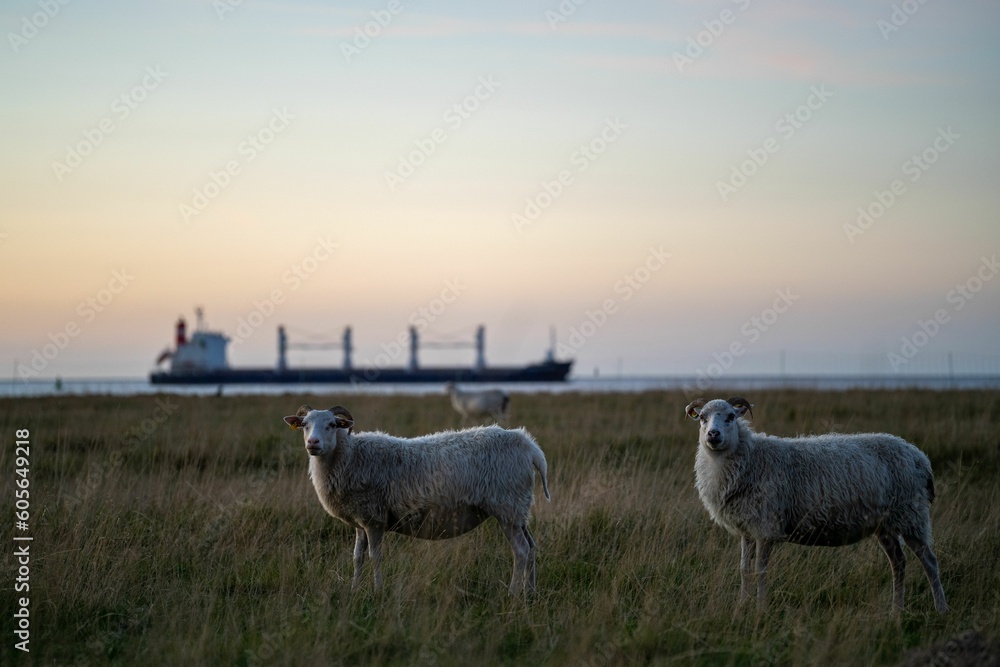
[2,0,998,380]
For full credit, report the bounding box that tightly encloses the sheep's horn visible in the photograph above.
[685,398,706,419]
[328,405,354,433]
[726,396,754,419]
[328,405,352,419]
[295,405,313,417]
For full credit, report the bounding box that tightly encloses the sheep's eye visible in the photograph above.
[326,423,335,430]
[726,414,734,422]
[699,415,707,423]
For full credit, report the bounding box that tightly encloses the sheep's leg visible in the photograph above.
[521,525,538,591]
[352,528,369,591]
[902,535,949,614]
[875,529,906,613]
[755,540,772,609]
[365,526,385,591]
[501,522,533,596]
[739,536,755,604]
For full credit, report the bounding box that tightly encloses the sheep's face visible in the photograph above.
[283,405,354,457]
[685,398,752,453]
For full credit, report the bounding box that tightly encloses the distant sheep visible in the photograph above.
[283,405,550,595]
[445,382,509,425]
[685,396,948,613]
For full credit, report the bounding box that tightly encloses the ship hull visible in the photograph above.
[149,361,572,385]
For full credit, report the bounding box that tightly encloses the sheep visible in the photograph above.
[445,382,509,425]
[282,404,550,595]
[685,396,948,614]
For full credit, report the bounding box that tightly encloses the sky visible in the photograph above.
[1,0,999,380]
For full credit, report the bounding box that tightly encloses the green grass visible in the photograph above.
[1,389,998,665]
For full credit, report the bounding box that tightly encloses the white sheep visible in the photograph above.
[445,382,509,425]
[685,396,948,613]
[283,405,550,595]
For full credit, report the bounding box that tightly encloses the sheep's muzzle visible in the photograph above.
[704,430,725,450]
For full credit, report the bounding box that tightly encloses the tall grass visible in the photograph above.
[2,390,998,665]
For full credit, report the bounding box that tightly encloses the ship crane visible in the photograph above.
[410,325,486,372]
[278,326,352,371]
[276,325,487,373]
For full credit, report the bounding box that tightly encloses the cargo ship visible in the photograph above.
[149,310,572,385]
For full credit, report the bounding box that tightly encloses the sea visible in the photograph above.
[2,374,999,398]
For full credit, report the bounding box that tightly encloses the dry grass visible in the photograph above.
[2,389,998,666]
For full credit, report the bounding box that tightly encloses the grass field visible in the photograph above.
[2,389,998,666]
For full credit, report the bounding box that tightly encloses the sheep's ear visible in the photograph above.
[727,397,754,419]
[328,406,354,433]
[685,399,705,420]
[286,405,312,430]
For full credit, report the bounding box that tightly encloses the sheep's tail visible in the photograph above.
[532,447,551,501]
[516,428,550,501]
